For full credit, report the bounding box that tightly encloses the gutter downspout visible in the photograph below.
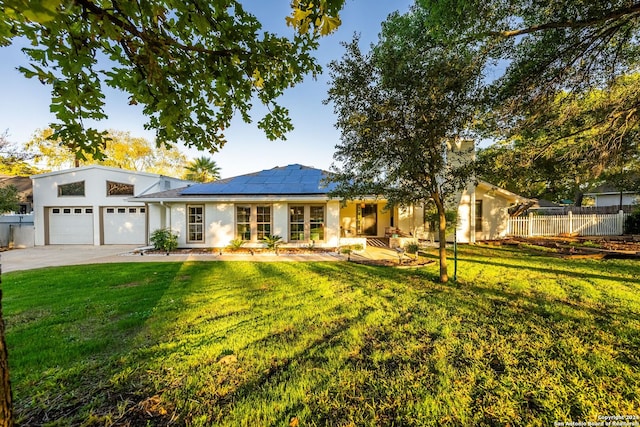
[144,202,150,245]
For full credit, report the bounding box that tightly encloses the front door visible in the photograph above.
[358,204,378,236]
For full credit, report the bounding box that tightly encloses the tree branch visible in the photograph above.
[74,0,237,57]
[489,3,640,38]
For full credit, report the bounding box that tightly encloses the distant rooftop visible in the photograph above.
[180,164,338,196]
[0,175,32,202]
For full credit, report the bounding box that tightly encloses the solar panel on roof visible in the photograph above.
[179,164,337,196]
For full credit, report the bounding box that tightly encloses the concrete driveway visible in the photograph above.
[1,245,141,273]
[0,245,349,273]
[0,244,414,273]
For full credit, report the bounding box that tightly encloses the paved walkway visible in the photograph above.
[0,245,404,273]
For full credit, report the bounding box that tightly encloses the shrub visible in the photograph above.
[227,238,245,250]
[150,228,178,252]
[340,246,353,260]
[262,235,283,250]
[340,243,363,252]
[339,244,363,261]
[405,242,419,254]
[0,184,20,213]
[624,207,640,234]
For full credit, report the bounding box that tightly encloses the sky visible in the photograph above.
[0,1,414,178]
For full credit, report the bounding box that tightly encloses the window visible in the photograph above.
[289,206,305,241]
[236,205,273,241]
[74,208,82,214]
[85,208,93,214]
[475,200,483,231]
[107,181,134,196]
[236,206,251,241]
[309,206,325,241]
[289,204,326,242]
[188,205,204,242]
[129,208,137,213]
[256,205,271,240]
[117,208,126,213]
[140,207,145,213]
[58,181,85,196]
[106,208,115,214]
[52,208,60,214]
[63,208,71,214]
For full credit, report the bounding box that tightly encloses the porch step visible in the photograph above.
[367,238,390,248]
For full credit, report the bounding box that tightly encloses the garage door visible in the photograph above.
[48,207,94,244]
[102,206,146,245]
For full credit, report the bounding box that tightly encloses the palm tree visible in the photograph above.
[184,156,221,182]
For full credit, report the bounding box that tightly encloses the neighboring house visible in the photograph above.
[0,175,33,213]
[32,166,192,245]
[584,184,639,209]
[135,164,528,248]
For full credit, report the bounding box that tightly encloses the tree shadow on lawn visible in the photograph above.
[4,261,190,425]
[191,261,452,426]
[9,259,640,426]
[414,251,640,337]
[457,278,640,335]
[455,255,640,287]
[156,260,636,425]
[7,260,434,425]
[239,262,638,425]
[113,261,440,425]
[392,271,639,424]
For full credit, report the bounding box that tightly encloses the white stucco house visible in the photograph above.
[31,166,192,245]
[30,163,527,247]
[134,164,528,248]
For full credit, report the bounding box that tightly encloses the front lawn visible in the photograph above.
[3,245,640,426]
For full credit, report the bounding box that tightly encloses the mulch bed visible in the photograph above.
[138,248,338,256]
[496,236,640,259]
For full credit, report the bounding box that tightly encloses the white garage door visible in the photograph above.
[102,206,146,245]
[48,207,94,244]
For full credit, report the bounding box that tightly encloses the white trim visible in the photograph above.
[31,165,169,180]
[476,180,528,202]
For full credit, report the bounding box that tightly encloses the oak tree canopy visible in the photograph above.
[326,7,484,283]
[0,0,345,159]
[415,0,640,203]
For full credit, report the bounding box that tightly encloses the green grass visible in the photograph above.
[3,245,640,426]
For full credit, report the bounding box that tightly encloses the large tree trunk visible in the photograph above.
[433,194,449,283]
[0,257,13,426]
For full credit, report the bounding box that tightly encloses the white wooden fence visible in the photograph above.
[507,211,628,237]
